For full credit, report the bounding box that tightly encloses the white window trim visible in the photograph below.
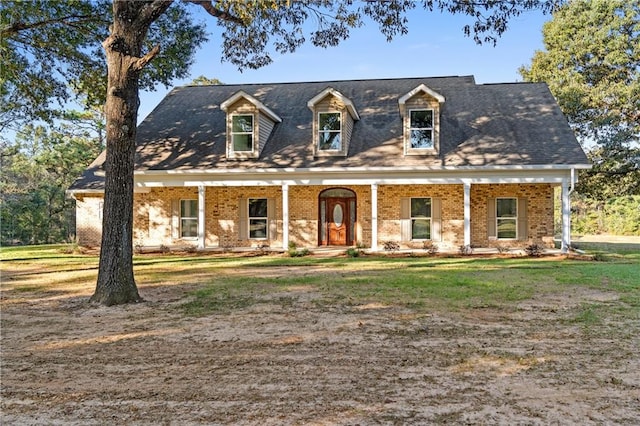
[248,197,268,240]
[230,113,255,153]
[408,108,435,151]
[180,199,198,240]
[496,197,518,240]
[317,111,342,152]
[410,197,432,241]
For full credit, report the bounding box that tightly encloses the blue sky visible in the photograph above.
[138,6,550,121]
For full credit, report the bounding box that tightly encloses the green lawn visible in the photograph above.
[3,244,639,323]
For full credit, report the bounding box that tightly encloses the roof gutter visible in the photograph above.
[129,163,592,176]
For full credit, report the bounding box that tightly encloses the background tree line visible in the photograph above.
[0,111,104,244]
[522,0,639,236]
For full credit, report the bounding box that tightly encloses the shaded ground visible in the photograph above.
[1,258,639,425]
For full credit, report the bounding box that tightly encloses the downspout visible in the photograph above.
[570,167,575,195]
[561,167,576,254]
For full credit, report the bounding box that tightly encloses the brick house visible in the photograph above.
[68,76,589,252]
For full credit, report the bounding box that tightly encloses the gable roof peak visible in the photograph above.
[398,83,446,116]
[307,86,360,120]
[220,90,282,123]
[399,83,445,104]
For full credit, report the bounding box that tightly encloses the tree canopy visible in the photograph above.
[520,0,640,199]
[1,0,206,132]
[520,0,639,138]
[2,0,560,130]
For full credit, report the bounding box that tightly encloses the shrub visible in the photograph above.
[495,244,510,254]
[524,243,544,257]
[458,245,473,255]
[383,241,400,252]
[345,247,360,258]
[288,242,309,257]
[422,241,439,255]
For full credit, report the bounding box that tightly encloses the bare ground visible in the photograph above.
[1,263,639,425]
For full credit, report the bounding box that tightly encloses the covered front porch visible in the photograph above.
[132,166,581,254]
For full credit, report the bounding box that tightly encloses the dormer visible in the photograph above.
[221,91,281,159]
[307,87,359,157]
[398,84,445,156]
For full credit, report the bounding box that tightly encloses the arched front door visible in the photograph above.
[319,188,356,246]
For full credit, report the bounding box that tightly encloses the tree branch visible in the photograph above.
[1,14,97,38]
[185,0,245,25]
[131,44,161,72]
[137,0,175,28]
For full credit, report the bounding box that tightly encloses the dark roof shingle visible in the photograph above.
[69,76,588,191]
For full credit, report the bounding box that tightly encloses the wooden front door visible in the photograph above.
[327,198,348,245]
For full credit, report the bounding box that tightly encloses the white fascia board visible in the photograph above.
[134,165,581,187]
[399,84,445,105]
[221,90,282,123]
[398,84,445,116]
[134,163,591,176]
[307,87,360,120]
[67,188,151,196]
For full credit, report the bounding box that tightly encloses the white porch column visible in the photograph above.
[561,178,571,253]
[197,185,205,250]
[371,183,378,251]
[463,180,471,246]
[282,184,289,250]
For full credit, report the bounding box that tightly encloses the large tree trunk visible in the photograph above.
[91,1,171,305]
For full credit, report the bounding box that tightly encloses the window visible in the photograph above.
[248,198,268,239]
[411,197,432,240]
[409,109,434,149]
[496,198,517,239]
[318,112,341,150]
[180,199,198,238]
[231,114,254,152]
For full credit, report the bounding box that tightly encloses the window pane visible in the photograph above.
[412,219,431,240]
[181,200,197,217]
[410,110,433,128]
[319,113,340,130]
[248,198,267,217]
[233,134,253,151]
[411,129,433,149]
[319,131,341,150]
[181,218,198,238]
[497,198,517,217]
[497,219,517,239]
[249,219,267,239]
[232,115,253,132]
[411,198,431,218]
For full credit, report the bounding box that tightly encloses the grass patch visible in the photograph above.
[570,303,602,327]
[182,287,256,316]
[2,245,638,321]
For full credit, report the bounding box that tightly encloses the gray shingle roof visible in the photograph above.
[69,76,588,190]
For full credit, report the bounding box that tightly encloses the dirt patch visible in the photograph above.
[1,265,639,425]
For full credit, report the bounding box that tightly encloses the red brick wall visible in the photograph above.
[74,183,555,250]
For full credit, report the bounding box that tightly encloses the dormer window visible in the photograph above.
[399,84,444,156]
[308,87,359,157]
[409,109,434,149]
[318,112,342,151]
[231,114,254,152]
[221,90,281,159]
